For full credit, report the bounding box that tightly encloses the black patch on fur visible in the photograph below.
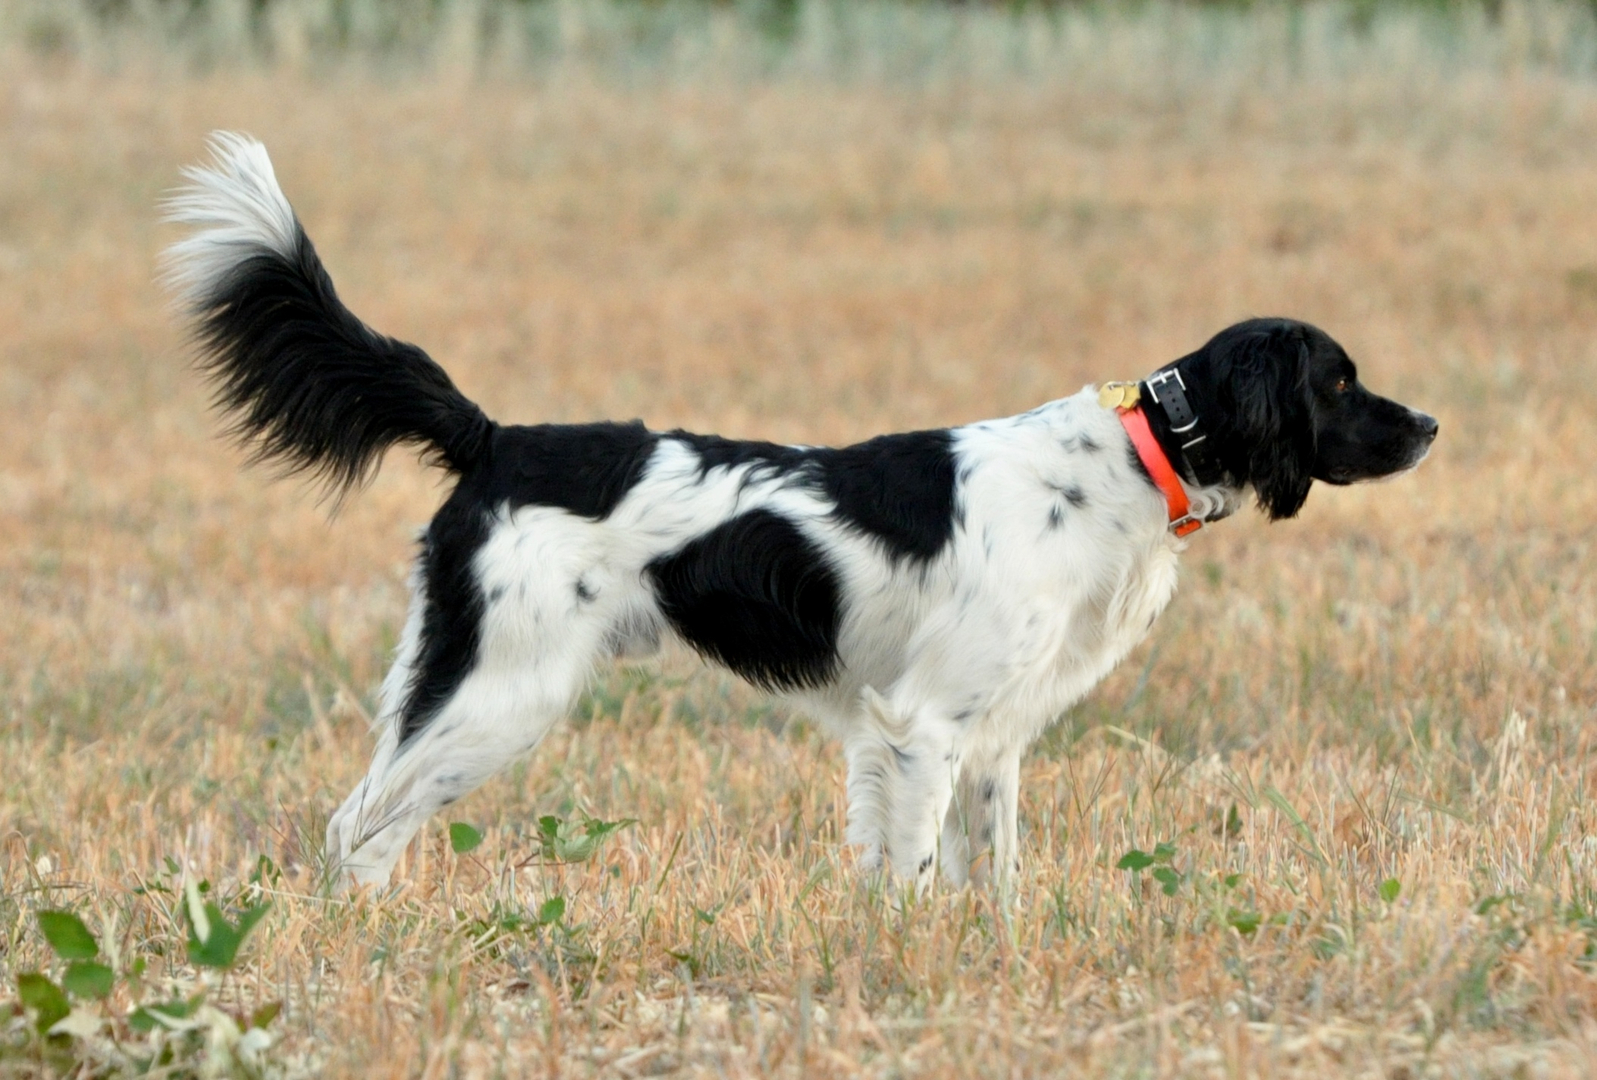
[575,578,596,603]
[1079,434,1102,453]
[485,421,660,520]
[819,431,959,562]
[670,429,959,564]
[1046,506,1063,530]
[646,509,842,692]
[395,423,658,748]
[399,490,491,745]
[671,432,806,487]
[188,222,494,498]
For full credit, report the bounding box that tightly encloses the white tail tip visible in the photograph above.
[162,132,301,308]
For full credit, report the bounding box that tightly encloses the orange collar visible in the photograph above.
[1117,404,1202,538]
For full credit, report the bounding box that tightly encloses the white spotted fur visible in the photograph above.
[327,393,1224,891]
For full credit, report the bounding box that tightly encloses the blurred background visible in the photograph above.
[4,2,1597,1076]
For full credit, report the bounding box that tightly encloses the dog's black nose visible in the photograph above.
[1415,412,1439,441]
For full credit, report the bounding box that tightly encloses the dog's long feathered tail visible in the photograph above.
[162,132,494,498]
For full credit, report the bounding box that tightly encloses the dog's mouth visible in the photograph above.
[1317,408,1438,486]
[1320,437,1436,486]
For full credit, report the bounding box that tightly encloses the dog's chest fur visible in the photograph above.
[841,391,1184,748]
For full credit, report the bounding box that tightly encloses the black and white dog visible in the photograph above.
[165,134,1437,891]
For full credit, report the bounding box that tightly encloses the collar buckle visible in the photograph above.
[1142,368,1222,487]
[1144,368,1187,398]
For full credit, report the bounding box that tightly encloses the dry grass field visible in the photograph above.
[6,2,1597,1075]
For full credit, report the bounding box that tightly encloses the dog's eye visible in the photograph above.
[1335,376,1352,393]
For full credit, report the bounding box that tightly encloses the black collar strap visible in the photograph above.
[1141,369,1224,487]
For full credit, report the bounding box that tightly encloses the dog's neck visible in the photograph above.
[1138,368,1226,489]
[1130,365,1244,528]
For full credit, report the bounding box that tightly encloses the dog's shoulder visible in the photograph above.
[949,388,1159,548]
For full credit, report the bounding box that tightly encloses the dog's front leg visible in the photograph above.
[943,747,1022,892]
[844,689,960,895]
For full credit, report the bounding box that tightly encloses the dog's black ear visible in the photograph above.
[1224,325,1316,520]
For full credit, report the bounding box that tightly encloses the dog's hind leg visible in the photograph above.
[326,515,626,888]
[326,643,597,887]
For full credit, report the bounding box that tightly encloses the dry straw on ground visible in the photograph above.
[4,2,1597,1076]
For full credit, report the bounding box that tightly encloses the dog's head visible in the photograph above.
[1169,318,1438,520]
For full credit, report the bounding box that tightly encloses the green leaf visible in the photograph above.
[16,973,70,1035]
[36,911,98,961]
[1116,849,1154,872]
[1223,873,1243,890]
[62,962,114,1000]
[128,997,201,1033]
[1151,866,1182,896]
[187,910,239,968]
[568,816,637,862]
[235,902,271,942]
[188,902,270,969]
[1226,908,1262,936]
[248,1001,282,1030]
[555,835,598,862]
[449,822,483,854]
[1152,841,1178,863]
[530,814,636,864]
[537,896,566,926]
[1378,877,1402,905]
[583,816,637,843]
